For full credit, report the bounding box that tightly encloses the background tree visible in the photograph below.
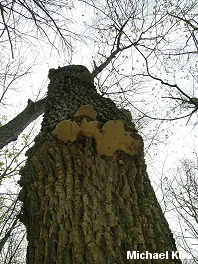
[0,56,40,262]
[0,192,26,263]
[163,155,198,263]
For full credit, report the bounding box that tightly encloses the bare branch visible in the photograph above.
[135,45,198,109]
[0,97,47,149]
[0,2,14,58]
[0,219,18,253]
[92,16,137,77]
[0,1,76,57]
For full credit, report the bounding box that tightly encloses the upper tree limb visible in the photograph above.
[0,97,47,149]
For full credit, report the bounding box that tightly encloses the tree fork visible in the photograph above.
[18,65,181,263]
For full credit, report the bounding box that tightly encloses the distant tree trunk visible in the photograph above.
[18,65,181,264]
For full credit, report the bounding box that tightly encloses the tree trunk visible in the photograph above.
[18,65,181,263]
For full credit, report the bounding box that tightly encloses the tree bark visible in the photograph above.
[18,65,181,264]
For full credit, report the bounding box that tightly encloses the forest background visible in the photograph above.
[0,0,197,263]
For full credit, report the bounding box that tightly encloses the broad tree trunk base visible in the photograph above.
[19,135,180,264]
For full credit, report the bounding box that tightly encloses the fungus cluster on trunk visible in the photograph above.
[52,105,143,157]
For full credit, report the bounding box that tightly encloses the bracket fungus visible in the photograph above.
[52,105,143,157]
[81,119,143,156]
[74,105,97,120]
[75,71,94,85]
[52,120,80,143]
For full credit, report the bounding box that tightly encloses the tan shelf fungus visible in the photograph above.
[52,105,143,157]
